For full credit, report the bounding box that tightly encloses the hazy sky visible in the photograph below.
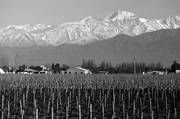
[0,0,180,28]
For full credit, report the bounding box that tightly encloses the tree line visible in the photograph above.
[82,59,164,74]
[0,56,179,74]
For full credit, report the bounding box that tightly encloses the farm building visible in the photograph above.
[24,68,40,74]
[176,70,180,73]
[145,71,165,75]
[0,68,5,74]
[66,67,92,74]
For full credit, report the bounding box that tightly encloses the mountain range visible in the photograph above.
[0,10,180,47]
[0,10,180,66]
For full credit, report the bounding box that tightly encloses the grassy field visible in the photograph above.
[0,74,180,119]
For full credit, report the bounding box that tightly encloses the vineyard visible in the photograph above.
[0,74,180,119]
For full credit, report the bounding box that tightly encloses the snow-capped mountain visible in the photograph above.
[0,10,180,47]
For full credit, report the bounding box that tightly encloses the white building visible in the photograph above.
[146,71,165,75]
[0,68,5,74]
[66,67,92,74]
[176,70,180,73]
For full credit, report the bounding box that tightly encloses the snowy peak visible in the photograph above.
[139,18,148,22]
[80,16,97,23]
[5,24,52,32]
[105,10,135,21]
[0,10,180,47]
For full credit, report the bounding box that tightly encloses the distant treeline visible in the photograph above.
[81,59,165,74]
[1,58,179,74]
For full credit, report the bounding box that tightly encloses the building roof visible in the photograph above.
[74,67,90,71]
[0,68,5,74]
[24,68,39,72]
[68,67,91,73]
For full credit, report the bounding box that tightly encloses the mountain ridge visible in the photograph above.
[0,28,180,66]
[0,10,180,47]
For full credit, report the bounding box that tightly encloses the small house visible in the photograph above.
[146,71,165,75]
[0,68,5,74]
[24,68,40,74]
[176,70,180,73]
[66,67,92,74]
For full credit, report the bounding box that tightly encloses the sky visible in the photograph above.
[0,0,180,28]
